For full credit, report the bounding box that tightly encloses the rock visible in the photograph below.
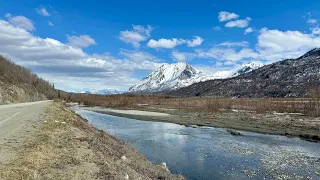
[226,129,243,136]
[121,155,127,161]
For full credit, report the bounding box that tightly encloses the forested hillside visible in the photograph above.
[0,56,58,104]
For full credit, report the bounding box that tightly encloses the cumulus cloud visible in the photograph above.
[36,7,50,16]
[67,35,97,48]
[197,28,320,64]
[5,14,35,31]
[147,38,186,49]
[258,28,320,52]
[0,19,162,91]
[171,51,196,62]
[218,11,239,22]
[225,17,251,28]
[48,21,54,26]
[119,25,154,48]
[244,27,254,34]
[257,28,320,61]
[186,36,204,47]
[147,36,203,49]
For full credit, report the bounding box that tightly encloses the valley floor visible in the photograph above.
[83,105,320,142]
[0,102,184,180]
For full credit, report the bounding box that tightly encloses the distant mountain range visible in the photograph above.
[72,89,125,95]
[128,62,263,93]
[170,48,320,98]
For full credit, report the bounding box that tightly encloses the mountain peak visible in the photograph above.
[129,62,202,93]
[299,48,320,59]
[231,61,264,77]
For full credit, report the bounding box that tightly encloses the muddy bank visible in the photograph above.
[0,102,184,180]
[82,106,320,142]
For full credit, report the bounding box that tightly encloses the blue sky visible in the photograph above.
[0,0,320,91]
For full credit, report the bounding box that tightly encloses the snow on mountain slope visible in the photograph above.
[129,62,210,93]
[129,62,263,93]
[214,61,264,78]
[93,89,125,95]
[72,89,125,95]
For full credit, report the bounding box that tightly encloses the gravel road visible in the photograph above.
[0,101,52,164]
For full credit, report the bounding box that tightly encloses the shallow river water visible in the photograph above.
[73,108,320,180]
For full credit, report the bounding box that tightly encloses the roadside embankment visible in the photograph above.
[0,102,184,180]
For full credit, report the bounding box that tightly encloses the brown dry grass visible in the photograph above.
[69,89,320,117]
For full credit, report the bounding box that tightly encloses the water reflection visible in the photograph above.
[74,108,320,180]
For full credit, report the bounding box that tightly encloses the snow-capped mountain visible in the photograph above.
[129,62,263,93]
[210,61,264,78]
[232,61,264,77]
[72,89,125,95]
[92,89,125,95]
[129,62,209,93]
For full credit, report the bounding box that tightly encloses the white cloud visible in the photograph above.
[5,14,35,31]
[171,51,196,62]
[147,36,203,49]
[119,50,162,64]
[0,19,162,91]
[218,11,239,22]
[48,21,54,26]
[36,7,50,16]
[225,17,251,28]
[67,35,97,48]
[257,28,320,61]
[311,27,320,35]
[119,25,154,48]
[198,28,320,64]
[244,27,254,34]
[218,41,248,47]
[147,38,186,49]
[186,36,204,47]
[307,19,317,24]
[212,26,221,31]
[197,47,258,61]
[258,28,320,52]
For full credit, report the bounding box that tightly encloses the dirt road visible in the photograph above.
[0,101,52,164]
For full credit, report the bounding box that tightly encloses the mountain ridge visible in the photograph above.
[169,48,320,98]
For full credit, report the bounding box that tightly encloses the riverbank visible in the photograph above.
[81,105,320,142]
[0,102,184,180]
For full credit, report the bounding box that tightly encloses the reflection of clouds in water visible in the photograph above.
[150,122,185,131]
[150,122,187,144]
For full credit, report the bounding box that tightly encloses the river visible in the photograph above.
[73,108,320,180]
